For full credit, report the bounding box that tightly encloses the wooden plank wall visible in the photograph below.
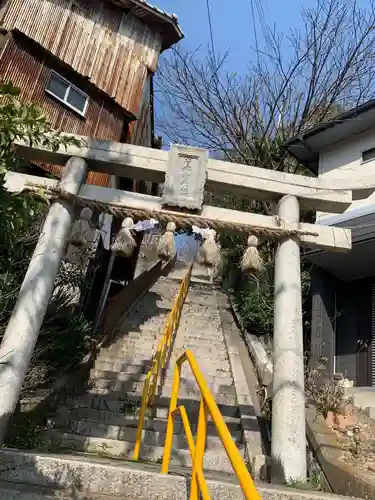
[1,0,163,116]
[0,33,126,186]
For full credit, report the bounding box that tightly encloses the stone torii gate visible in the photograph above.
[0,136,370,482]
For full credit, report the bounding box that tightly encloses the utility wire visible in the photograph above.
[250,0,260,64]
[206,0,216,63]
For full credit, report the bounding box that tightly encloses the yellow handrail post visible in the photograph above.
[133,375,151,460]
[190,398,208,500]
[161,355,183,474]
[174,406,196,458]
[184,350,261,500]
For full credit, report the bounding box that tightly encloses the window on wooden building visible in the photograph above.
[45,71,89,117]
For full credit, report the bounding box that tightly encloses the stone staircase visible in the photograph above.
[46,264,250,474]
[0,263,362,498]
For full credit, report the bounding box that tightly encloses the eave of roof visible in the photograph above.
[112,0,184,50]
[283,99,375,175]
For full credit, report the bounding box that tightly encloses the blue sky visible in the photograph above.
[155,0,318,72]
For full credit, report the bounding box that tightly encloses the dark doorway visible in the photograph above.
[336,278,372,386]
[356,278,372,386]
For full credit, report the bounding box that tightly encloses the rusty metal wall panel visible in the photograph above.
[130,73,152,147]
[0,34,125,186]
[2,0,163,116]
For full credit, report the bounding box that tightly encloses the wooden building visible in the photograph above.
[0,0,183,187]
[0,0,183,320]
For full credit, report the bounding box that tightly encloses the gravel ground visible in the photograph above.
[330,403,375,472]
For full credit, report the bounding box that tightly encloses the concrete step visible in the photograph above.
[0,448,186,500]
[174,337,226,348]
[116,320,166,333]
[165,360,232,375]
[53,407,242,434]
[162,378,235,394]
[103,341,158,355]
[86,387,238,407]
[178,346,228,359]
[127,303,171,314]
[107,332,159,343]
[89,369,232,388]
[90,369,148,382]
[59,419,243,451]
[165,365,232,380]
[0,448,357,500]
[178,308,220,316]
[89,378,148,394]
[89,376,235,397]
[175,332,225,341]
[46,431,245,473]
[176,328,226,339]
[159,388,237,406]
[184,296,218,306]
[95,353,155,365]
[93,359,151,373]
[179,303,219,312]
[66,392,239,418]
[178,325,223,335]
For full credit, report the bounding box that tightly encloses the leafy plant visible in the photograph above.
[3,414,52,451]
[286,473,323,491]
[0,81,81,175]
[305,357,348,419]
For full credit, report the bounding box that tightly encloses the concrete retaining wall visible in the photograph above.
[306,406,375,499]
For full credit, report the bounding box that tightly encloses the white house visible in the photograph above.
[284,100,375,387]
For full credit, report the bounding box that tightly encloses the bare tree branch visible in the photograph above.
[156,0,375,177]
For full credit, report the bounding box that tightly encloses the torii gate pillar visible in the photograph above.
[0,157,88,443]
[272,194,306,482]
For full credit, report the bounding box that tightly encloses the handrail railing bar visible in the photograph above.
[172,406,196,457]
[132,264,260,499]
[190,398,209,500]
[162,349,261,500]
[172,405,210,499]
[161,359,181,473]
[133,262,193,458]
[133,375,151,459]
[185,350,259,499]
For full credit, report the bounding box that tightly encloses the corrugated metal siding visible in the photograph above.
[2,0,163,115]
[127,72,154,194]
[129,72,152,147]
[0,34,126,186]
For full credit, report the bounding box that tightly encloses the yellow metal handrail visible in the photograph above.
[133,262,193,459]
[161,350,261,500]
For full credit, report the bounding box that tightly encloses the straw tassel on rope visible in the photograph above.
[157,221,176,261]
[69,207,93,249]
[111,217,136,257]
[198,229,221,268]
[241,235,263,274]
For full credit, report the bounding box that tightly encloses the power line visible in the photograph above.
[250,0,260,62]
[205,0,216,61]
[254,0,268,40]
